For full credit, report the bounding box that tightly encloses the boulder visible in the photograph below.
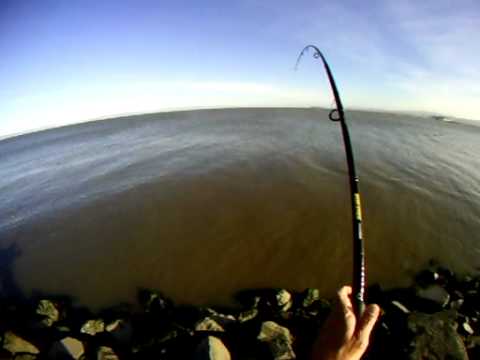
[81,319,105,336]
[391,300,411,314]
[36,300,60,327]
[2,332,39,355]
[257,321,295,360]
[406,311,468,360]
[97,346,119,360]
[138,289,172,314]
[301,288,320,308]
[204,308,236,327]
[276,290,292,312]
[194,336,231,360]
[14,355,37,360]
[238,308,258,323]
[461,321,475,336]
[450,299,465,310]
[48,337,84,360]
[195,317,225,332]
[106,319,132,344]
[417,285,450,308]
[415,269,440,287]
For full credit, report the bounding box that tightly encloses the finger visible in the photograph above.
[355,304,380,348]
[338,285,352,296]
[336,286,356,338]
[337,286,354,314]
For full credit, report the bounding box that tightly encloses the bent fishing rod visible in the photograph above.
[295,45,366,317]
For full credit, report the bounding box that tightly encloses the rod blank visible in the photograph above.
[296,45,366,317]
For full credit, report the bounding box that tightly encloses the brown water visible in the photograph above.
[0,108,479,309]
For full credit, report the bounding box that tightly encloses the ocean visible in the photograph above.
[0,108,479,309]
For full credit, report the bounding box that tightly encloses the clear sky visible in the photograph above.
[1,0,479,137]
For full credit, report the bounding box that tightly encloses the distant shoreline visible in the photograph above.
[1,106,478,143]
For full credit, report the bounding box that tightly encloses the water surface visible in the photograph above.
[0,108,479,308]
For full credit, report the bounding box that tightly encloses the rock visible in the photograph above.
[407,311,468,360]
[417,285,450,308]
[97,346,119,360]
[15,354,37,360]
[106,319,132,344]
[81,319,105,336]
[195,317,225,332]
[194,336,231,360]
[36,299,60,327]
[436,266,455,284]
[276,290,292,312]
[450,299,465,310]
[301,288,320,308]
[157,329,182,345]
[465,335,480,349]
[3,331,39,355]
[257,321,295,360]
[57,326,71,333]
[105,319,122,332]
[234,290,262,309]
[416,269,440,287]
[238,308,258,323]
[391,300,410,314]
[204,308,236,327]
[49,337,84,360]
[462,321,475,335]
[297,290,330,319]
[138,289,172,314]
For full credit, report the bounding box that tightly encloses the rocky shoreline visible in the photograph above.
[1,262,479,359]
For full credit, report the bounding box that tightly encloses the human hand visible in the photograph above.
[310,286,380,360]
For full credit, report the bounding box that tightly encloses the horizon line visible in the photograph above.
[0,105,475,142]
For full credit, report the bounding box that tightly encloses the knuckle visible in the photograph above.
[354,336,369,350]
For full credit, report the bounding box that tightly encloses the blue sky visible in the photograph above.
[1,0,479,137]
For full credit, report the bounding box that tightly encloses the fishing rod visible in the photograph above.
[295,45,366,317]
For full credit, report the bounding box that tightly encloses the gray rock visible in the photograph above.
[257,321,296,360]
[15,355,37,360]
[97,346,119,360]
[462,321,475,335]
[57,326,71,333]
[195,317,225,332]
[407,311,468,360]
[105,320,121,333]
[391,300,410,314]
[194,336,231,360]
[276,290,292,312]
[36,300,60,327]
[106,320,132,344]
[417,285,450,307]
[450,299,465,310]
[2,331,39,355]
[416,269,440,287]
[158,329,182,344]
[49,337,84,360]
[302,288,320,308]
[204,308,236,327]
[238,308,258,323]
[138,289,172,313]
[465,335,480,349]
[81,319,105,336]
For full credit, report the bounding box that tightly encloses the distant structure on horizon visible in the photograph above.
[431,115,449,122]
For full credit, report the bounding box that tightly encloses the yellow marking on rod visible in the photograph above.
[354,193,363,221]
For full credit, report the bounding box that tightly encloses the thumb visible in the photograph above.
[355,304,380,349]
